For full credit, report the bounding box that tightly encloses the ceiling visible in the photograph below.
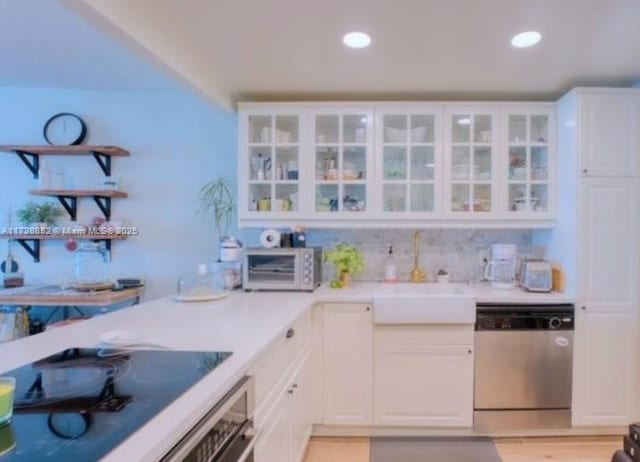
[0,0,179,91]
[4,0,640,108]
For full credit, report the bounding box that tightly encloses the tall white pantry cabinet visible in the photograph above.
[548,88,640,426]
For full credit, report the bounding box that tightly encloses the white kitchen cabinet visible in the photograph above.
[322,303,373,425]
[501,107,555,218]
[572,176,640,425]
[443,108,499,217]
[374,326,474,427]
[579,91,640,177]
[254,353,311,462]
[238,107,306,220]
[375,107,442,217]
[308,107,375,217]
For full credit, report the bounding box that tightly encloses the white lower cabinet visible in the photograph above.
[254,353,311,462]
[374,326,474,427]
[322,303,373,425]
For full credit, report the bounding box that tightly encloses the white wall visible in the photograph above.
[0,86,236,300]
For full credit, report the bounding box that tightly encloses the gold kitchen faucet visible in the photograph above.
[410,230,426,283]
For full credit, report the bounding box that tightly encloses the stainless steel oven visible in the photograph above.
[243,247,322,291]
[474,304,574,431]
[162,376,259,462]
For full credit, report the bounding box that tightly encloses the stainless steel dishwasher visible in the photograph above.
[474,304,574,431]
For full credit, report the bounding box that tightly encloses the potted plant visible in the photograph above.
[324,243,365,288]
[16,201,63,228]
[199,176,238,259]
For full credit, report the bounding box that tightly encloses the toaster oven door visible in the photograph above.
[245,253,300,289]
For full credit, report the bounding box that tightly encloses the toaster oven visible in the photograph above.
[243,247,323,292]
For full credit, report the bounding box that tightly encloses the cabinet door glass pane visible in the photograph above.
[509,115,527,143]
[531,147,548,181]
[452,184,470,212]
[530,115,548,143]
[250,147,273,181]
[275,115,299,143]
[343,115,367,143]
[249,115,271,143]
[509,184,527,212]
[316,115,339,143]
[411,184,434,212]
[410,146,435,181]
[411,115,435,143]
[531,184,548,212]
[452,115,471,142]
[316,184,339,212]
[473,115,492,143]
[383,184,406,212]
[249,184,272,212]
[316,147,339,181]
[383,115,408,143]
[275,147,298,181]
[452,146,470,180]
[509,146,527,181]
[473,147,492,181]
[344,146,367,180]
[383,147,407,180]
[343,184,366,212]
[275,184,298,212]
[474,184,491,212]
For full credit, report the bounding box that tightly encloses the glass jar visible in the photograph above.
[177,264,225,298]
[74,243,111,285]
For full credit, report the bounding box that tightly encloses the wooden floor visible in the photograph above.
[303,436,623,462]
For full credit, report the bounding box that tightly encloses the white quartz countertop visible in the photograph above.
[0,282,575,461]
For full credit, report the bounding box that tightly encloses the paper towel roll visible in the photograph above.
[260,229,281,248]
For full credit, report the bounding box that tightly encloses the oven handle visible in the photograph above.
[237,426,263,462]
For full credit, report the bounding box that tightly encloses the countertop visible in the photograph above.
[0,283,575,461]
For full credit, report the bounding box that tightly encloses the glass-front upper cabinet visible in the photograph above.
[310,108,374,216]
[503,108,554,216]
[239,108,305,219]
[376,108,441,216]
[444,109,498,216]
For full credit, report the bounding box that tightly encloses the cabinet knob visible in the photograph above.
[292,383,298,389]
[287,389,294,395]
[583,169,588,174]
[468,349,473,355]
[366,306,371,311]
[286,328,295,339]
[581,306,586,311]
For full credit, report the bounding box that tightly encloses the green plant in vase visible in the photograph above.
[324,243,364,288]
[16,201,63,227]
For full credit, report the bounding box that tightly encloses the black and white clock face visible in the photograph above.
[43,113,87,146]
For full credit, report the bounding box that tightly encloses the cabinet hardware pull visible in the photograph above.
[366,306,370,311]
[288,389,294,394]
[583,169,588,174]
[581,306,586,311]
[292,383,298,388]
[286,328,295,339]
[468,349,472,354]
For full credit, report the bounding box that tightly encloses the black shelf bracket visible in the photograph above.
[15,150,39,179]
[16,239,41,262]
[55,196,78,221]
[92,151,112,177]
[92,196,112,221]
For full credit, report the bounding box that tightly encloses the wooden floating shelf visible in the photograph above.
[29,189,128,198]
[0,145,129,156]
[0,234,127,241]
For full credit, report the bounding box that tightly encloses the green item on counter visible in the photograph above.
[324,243,365,275]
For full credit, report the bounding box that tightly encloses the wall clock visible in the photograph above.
[43,113,87,145]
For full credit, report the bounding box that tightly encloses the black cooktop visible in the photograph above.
[0,348,231,461]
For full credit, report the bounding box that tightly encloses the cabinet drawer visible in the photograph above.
[375,325,474,346]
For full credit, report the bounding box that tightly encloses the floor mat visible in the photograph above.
[371,437,502,462]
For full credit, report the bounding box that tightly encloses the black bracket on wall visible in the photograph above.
[16,150,40,179]
[55,196,79,221]
[92,152,112,177]
[92,197,112,221]
[15,239,41,262]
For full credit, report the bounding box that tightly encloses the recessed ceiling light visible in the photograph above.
[343,32,371,49]
[457,118,471,125]
[511,31,541,48]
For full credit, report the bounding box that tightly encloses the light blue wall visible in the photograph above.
[0,86,236,300]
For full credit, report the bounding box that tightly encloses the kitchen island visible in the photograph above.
[0,283,574,461]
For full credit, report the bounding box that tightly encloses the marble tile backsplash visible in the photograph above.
[307,229,532,283]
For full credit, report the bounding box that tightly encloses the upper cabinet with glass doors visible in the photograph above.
[502,108,554,217]
[377,109,441,217]
[444,109,498,216]
[239,109,305,219]
[309,108,374,217]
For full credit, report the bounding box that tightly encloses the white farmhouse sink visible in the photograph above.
[372,283,475,325]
